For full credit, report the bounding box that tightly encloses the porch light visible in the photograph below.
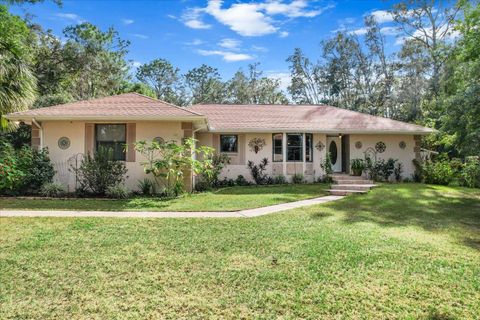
[338,133,342,139]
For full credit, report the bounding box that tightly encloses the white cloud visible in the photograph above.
[265,71,291,91]
[251,45,268,52]
[54,13,84,23]
[186,39,204,46]
[132,61,142,68]
[380,26,400,36]
[122,18,134,25]
[182,7,212,29]
[279,31,289,37]
[352,27,367,36]
[130,33,149,39]
[218,38,241,50]
[205,0,277,36]
[369,10,394,24]
[197,49,254,62]
[182,0,331,37]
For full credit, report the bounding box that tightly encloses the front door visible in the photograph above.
[326,137,342,172]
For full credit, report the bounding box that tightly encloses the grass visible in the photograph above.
[1,183,479,319]
[0,184,329,212]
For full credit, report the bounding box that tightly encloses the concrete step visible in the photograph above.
[331,175,366,180]
[329,189,368,196]
[333,179,374,185]
[331,184,377,191]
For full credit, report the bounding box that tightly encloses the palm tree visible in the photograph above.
[0,5,37,130]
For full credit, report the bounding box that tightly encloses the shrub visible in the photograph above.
[365,158,397,182]
[135,138,214,197]
[412,159,424,182]
[195,180,210,192]
[317,175,333,183]
[320,152,333,175]
[350,158,365,176]
[41,182,66,197]
[200,153,230,188]
[217,177,235,188]
[235,175,249,186]
[424,160,454,185]
[72,146,128,196]
[459,157,480,188]
[105,184,129,199]
[0,142,54,195]
[138,178,155,196]
[291,173,304,184]
[394,162,403,182]
[273,175,287,184]
[247,158,269,185]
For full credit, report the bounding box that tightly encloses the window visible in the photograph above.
[305,133,313,162]
[95,124,126,161]
[220,135,238,153]
[287,133,303,161]
[272,133,283,162]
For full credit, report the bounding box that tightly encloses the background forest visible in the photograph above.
[0,0,478,158]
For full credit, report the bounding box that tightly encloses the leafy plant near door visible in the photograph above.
[320,152,333,175]
[350,158,366,176]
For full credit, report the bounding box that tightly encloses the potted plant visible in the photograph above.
[350,159,365,176]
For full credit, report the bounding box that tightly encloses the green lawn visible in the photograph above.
[1,184,479,319]
[0,184,329,212]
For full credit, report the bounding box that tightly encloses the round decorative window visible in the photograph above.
[399,141,406,149]
[375,141,386,153]
[355,141,362,149]
[153,136,165,144]
[329,141,338,165]
[315,141,325,151]
[58,137,70,150]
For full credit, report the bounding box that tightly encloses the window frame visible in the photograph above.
[219,134,238,153]
[286,133,303,162]
[272,133,283,162]
[305,133,313,162]
[95,123,127,161]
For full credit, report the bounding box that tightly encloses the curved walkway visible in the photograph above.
[0,195,344,218]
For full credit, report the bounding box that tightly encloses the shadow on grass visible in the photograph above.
[311,183,480,250]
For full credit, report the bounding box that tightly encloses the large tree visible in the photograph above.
[0,5,36,129]
[136,58,187,106]
[185,64,225,104]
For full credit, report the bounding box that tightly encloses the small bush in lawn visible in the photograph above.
[292,173,304,184]
[424,159,454,185]
[394,162,403,182]
[235,175,249,186]
[41,182,66,197]
[273,175,287,184]
[105,184,129,199]
[138,178,155,196]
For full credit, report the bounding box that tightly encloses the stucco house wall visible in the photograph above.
[349,134,416,179]
[42,120,186,192]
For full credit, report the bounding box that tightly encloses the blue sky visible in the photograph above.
[11,0,401,88]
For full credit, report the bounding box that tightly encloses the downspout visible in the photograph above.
[32,118,43,149]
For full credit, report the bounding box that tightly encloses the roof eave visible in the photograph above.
[206,128,435,135]
[5,114,207,122]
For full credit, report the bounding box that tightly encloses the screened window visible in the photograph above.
[220,135,238,153]
[287,133,303,161]
[305,133,313,162]
[95,124,126,161]
[272,133,283,162]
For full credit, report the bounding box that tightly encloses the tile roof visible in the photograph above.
[7,93,204,120]
[190,104,434,134]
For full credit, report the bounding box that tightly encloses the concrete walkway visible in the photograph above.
[0,195,344,218]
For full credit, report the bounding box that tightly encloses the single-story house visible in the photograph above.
[6,93,434,191]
